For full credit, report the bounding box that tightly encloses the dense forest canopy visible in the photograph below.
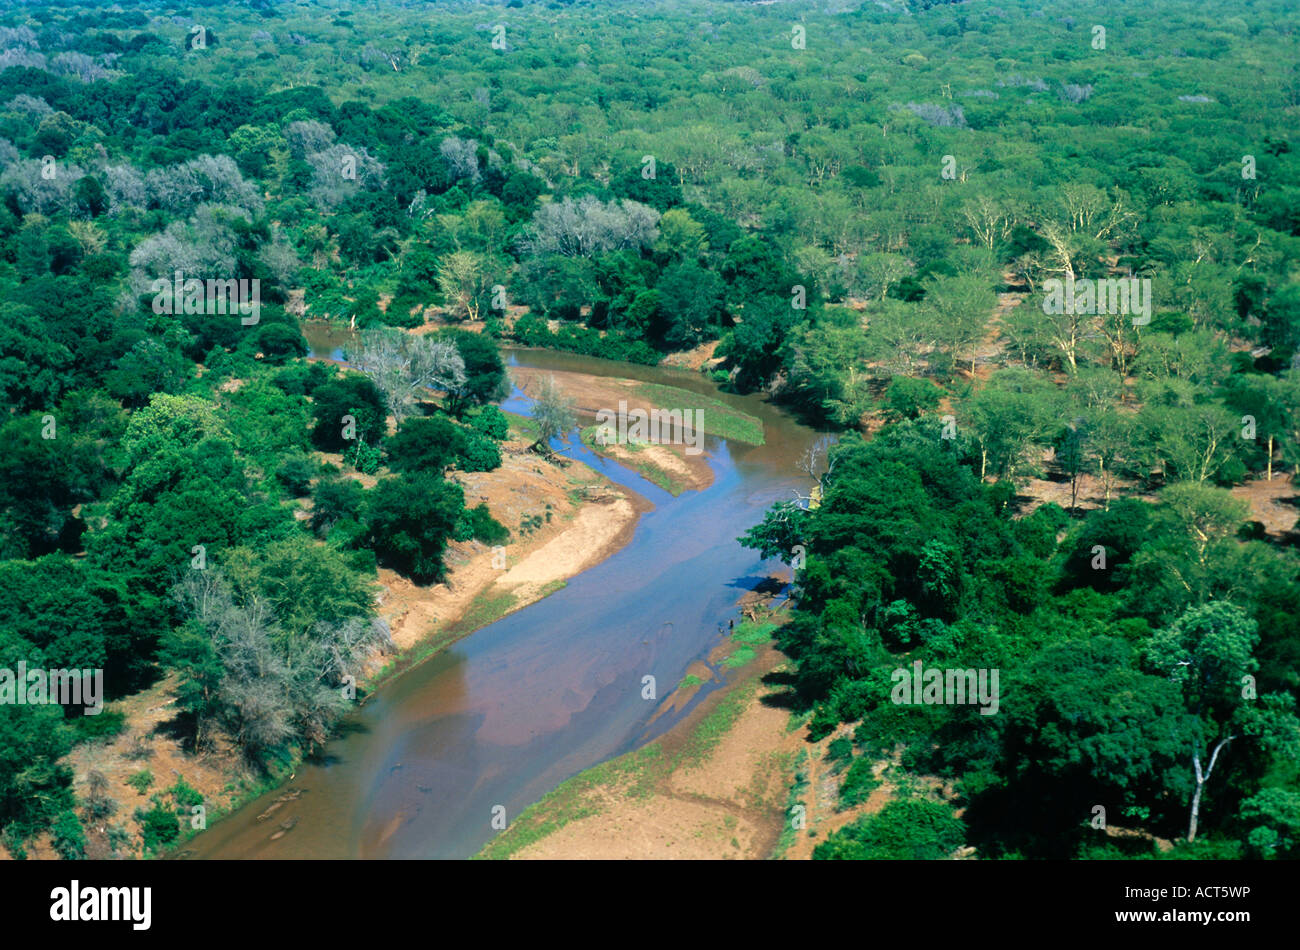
[0,0,1296,860]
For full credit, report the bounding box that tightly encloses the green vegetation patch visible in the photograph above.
[631,382,765,446]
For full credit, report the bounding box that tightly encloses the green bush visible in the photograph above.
[454,503,510,545]
[50,810,86,860]
[837,756,880,809]
[311,477,367,536]
[68,708,127,742]
[458,433,502,472]
[168,777,204,810]
[511,314,661,364]
[814,798,965,860]
[344,438,383,475]
[469,405,511,441]
[826,737,854,765]
[134,799,180,855]
[276,452,318,496]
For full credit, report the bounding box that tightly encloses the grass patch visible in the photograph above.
[678,673,704,689]
[731,620,776,648]
[504,411,540,443]
[771,748,810,860]
[578,425,685,495]
[442,590,519,639]
[719,619,777,669]
[534,579,567,599]
[631,382,765,446]
[722,645,756,668]
[787,709,813,735]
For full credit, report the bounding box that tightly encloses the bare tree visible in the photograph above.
[352,327,466,422]
[305,143,385,211]
[175,570,390,761]
[283,119,336,158]
[440,136,482,184]
[518,195,660,258]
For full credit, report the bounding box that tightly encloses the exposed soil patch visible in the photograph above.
[659,339,722,372]
[509,644,800,860]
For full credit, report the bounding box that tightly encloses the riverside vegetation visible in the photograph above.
[0,0,1298,860]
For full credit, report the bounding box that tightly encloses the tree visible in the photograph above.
[1139,401,1241,484]
[519,196,660,258]
[0,303,74,412]
[515,254,599,320]
[0,703,75,849]
[963,369,1059,480]
[1220,373,1296,480]
[653,261,725,348]
[436,250,491,322]
[385,415,464,474]
[979,635,1186,856]
[923,273,995,376]
[309,477,366,538]
[169,567,388,758]
[352,328,466,423]
[721,296,800,392]
[366,473,464,583]
[1144,602,1298,842]
[310,374,387,451]
[219,536,375,641]
[654,208,707,259]
[528,374,576,453]
[437,329,509,416]
[781,312,877,425]
[0,412,107,558]
[814,798,965,860]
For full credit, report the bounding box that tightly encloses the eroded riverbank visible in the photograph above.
[178,345,827,859]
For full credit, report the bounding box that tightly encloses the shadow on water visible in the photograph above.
[185,332,828,859]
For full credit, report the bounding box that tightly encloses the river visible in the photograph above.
[181,328,826,859]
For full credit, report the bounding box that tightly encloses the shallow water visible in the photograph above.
[183,332,825,859]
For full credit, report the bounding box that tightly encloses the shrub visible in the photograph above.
[469,405,510,440]
[367,473,464,582]
[826,737,854,766]
[458,432,501,472]
[837,756,880,809]
[344,438,383,474]
[385,415,463,474]
[311,476,366,536]
[68,708,127,742]
[50,810,86,860]
[814,798,965,860]
[168,777,204,810]
[126,769,153,795]
[276,452,318,496]
[134,799,180,854]
[454,502,510,544]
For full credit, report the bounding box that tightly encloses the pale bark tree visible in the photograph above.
[436,250,490,321]
[353,327,466,422]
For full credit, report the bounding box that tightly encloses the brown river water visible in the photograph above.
[181,327,827,859]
